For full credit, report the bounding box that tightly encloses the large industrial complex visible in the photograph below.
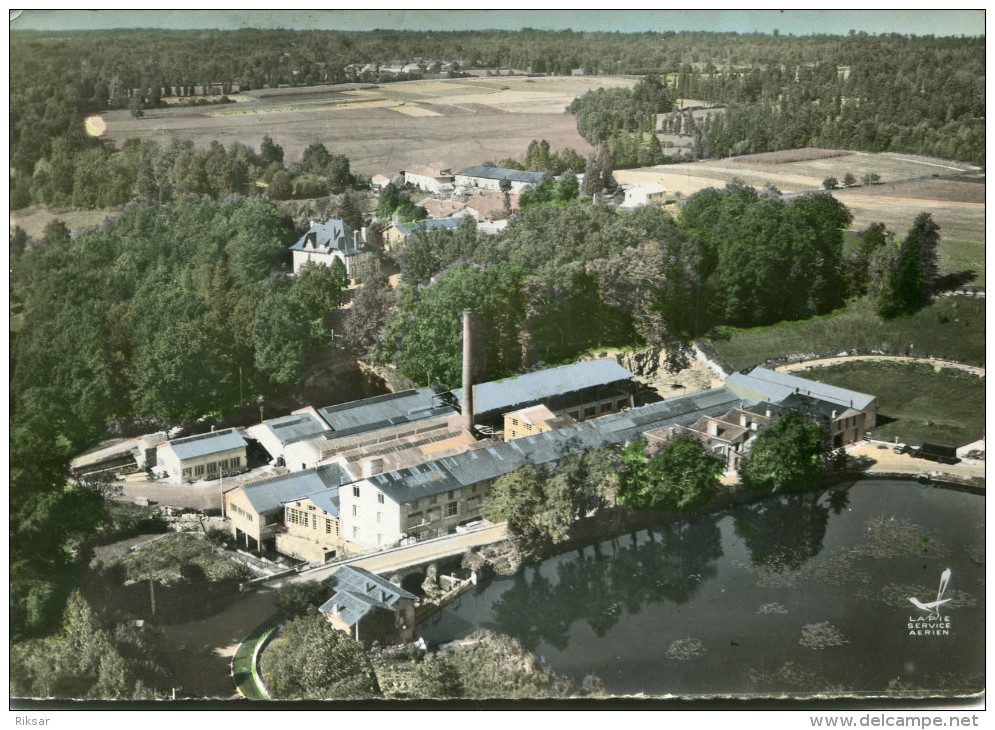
[111,314,878,566]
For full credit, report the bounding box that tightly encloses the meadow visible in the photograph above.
[707,297,986,371]
[799,360,986,447]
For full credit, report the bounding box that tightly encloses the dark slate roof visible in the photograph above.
[457,166,544,184]
[290,219,361,257]
[318,388,456,439]
[451,359,634,417]
[239,464,348,514]
[394,216,465,236]
[319,565,417,627]
[778,393,859,421]
[265,411,330,446]
[167,429,247,461]
[370,387,744,504]
[727,367,875,410]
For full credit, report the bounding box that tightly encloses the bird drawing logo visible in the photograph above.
[908,568,952,619]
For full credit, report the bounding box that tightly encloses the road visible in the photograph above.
[153,587,278,699]
[848,442,985,485]
[107,465,292,511]
[285,522,508,585]
[776,355,985,378]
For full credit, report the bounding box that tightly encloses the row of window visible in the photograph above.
[229,503,250,520]
[182,456,241,478]
[287,508,315,528]
[407,501,459,528]
[566,398,628,422]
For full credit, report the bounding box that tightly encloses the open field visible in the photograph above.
[10,203,122,239]
[101,76,637,175]
[798,360,985,447]
[707,296,986,371]
[833,189,985,244]
[617,151,980,198]
[939,239,986,287]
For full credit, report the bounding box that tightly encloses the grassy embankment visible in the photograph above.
[120,533,252,584]
[799,360,985,447]
[232,618,279,700]
[707,297,985,371]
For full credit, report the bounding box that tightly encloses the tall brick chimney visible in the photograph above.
[462,311,474,433]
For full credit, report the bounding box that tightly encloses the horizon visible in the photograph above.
[9,9,986,37]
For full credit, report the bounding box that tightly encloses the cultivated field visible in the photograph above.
[10,203,122,239]
[101,76,638,175]
[617,151,980,198]
[619,150,984,282]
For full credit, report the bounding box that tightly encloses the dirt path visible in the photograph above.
[776,355,985,377]
[153,587,278,699]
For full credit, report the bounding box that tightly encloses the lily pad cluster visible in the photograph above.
[799,622,849,649]
[666,638,706,660]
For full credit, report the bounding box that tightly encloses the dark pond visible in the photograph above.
[419,480,985,697]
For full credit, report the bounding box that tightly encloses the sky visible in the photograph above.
[8,9,987,37]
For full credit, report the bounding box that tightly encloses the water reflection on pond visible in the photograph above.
[419,481,984,697]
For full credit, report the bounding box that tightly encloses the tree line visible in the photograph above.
[12,124,360,211]
[9,198,348,642]
[17,28,981,111]
[485,409,830,563]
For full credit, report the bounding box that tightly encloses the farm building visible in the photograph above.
[454,166,543,194]
[155,429,248,486]
[402,166,455,194]
[416,197,470,219]
[620,183,668,208]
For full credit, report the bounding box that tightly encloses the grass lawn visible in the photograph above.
[233,618,279,700]
[939,237,986,288]
[121,533,251,585]
[707,296,986,371]
[798,360,985,447]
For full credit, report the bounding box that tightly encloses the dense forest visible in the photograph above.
[9,199,350,644]
[359,188,853,388]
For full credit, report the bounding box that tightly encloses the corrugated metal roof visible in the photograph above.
[728,368,876,410]
[375,388,744,504]
[451,359,634,417]
[318,565,417,627]
[293,488,341,518]
[238,464,347,514]
[167,429,247,461]
[457,166,543,184]
[289,219,360,256]
[318,388,456,438]
[266,411,329,445]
